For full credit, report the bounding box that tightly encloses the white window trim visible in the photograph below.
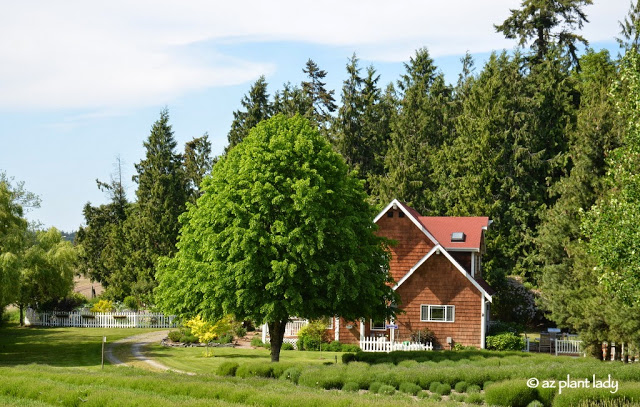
[420,305,455,323]
[370,319,387,331]
[326,318,333,330]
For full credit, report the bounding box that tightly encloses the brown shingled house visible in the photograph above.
[326,199,494,349]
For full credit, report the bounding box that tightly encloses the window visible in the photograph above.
[370,319,386,331]
[420,305,455,322]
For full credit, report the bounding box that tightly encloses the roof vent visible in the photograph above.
[451,232,466,242]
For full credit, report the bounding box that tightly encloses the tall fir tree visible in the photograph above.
[183,133,213,204]
[125,109,188,301]
[495,0,592,68]
[302,59,337,131]
[372,47,452,213]
[334,55,392,194]
[227,76,272,150]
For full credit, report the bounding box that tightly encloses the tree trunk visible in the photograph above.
[19,304,24,327]
[267,319,288,362]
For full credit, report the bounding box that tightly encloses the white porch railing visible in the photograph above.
[261,318,309,343]
[360,336,433,353]
[556,339,583,356]
[24,309,178,328]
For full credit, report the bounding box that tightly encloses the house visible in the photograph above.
[325,199,494,349]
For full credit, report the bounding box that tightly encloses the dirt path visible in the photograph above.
[105,330,195,375]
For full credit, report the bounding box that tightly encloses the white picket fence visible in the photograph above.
[360,337,433,353]
[555,339,583,356]
[24,309,178,328]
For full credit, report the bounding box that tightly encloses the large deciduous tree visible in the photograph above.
[0,181,26,318]
[156,114,396,362]
[17,228,76,325]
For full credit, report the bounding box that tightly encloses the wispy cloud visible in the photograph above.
[0,0,627,111]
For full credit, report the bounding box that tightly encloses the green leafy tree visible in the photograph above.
[156,114,396,362]
[227,76,272,150]
[537,50,621,337]
[17,228,76,325]
[495,0,592,67]
[125,109,188,301]
[583,49,640,305]
[0,182,26,318]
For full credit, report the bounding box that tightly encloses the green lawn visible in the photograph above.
[0,322,163,368]
[145,343,344,374]
[2,323,639,406]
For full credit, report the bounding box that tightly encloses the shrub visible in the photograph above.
[399,382,421,396]
[216,333,233,344]
[488,320,524,335]
[369,382,383,393]
[527,401,543,407]
[341,344,360,353]
[410,328,436,346]
[466,392,485,404]
[436,383,451,395]
[235,362,273,378]
[467,384,481,394]
[486,332,526,351]
[279,367,301,384]
[39,292,88,312]
[430,393,442,401]
[483,381,494,389]
[123,296,138,311]
[179,334,199,344]
[429,381,442,393]
[250,337,264,347]
[484,380,538,407]
[455,381,469,393]
[342,382,360,392]
[167,331,182,342]
[342,353,357,364]
[451,394,466,402]
[216,362,239,376]
[234,325,247,338]
[281,342,294,350]
[298,366,344,390]
[90,299,115,313]
[297,320,328,351]
[378,384,396,395]
[417,390,429,399]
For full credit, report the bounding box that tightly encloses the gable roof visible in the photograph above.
[393,244,493,301]
[373,199,489,252]
[419,216,489,251]
[373,199,439,246]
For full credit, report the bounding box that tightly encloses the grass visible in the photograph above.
[0,321,163,368]
[144,343,344,374]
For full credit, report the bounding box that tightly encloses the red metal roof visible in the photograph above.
[418,216,489,251]
[395,201,488,250]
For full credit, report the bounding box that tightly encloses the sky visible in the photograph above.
[0,0,631,232]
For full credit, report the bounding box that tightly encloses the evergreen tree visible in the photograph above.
[302,59,337,130]
[495,0,592,67]
[536,50,621,353]
[617,0,640,53]
[334,55,392,193]
[184,133,213,203]
[125,109,188,301]
[373,47,452,213]
[227,76,272,150]
[272,82,313,118]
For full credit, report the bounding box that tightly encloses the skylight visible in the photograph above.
[451,232,466,242]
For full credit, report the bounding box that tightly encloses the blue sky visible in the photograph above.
[0,0,630,232]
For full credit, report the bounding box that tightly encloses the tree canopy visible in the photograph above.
[156,114,396,361]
